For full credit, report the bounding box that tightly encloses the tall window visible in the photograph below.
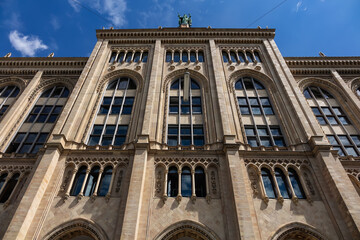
[235,77,286,147]
[167,167,178,197]
[167,78,205,147]
[304,86,360,157]
[261,168,276,199]
[195,167,206,197]
[165,50,205,63]
[109,51,148,63]
[181,167,192,197]
[0,173,20,203]
[6,86,69,154]
[70,166,86,196]
[288,168,305,199]
[0,85,20,118]
[98,166,113,196]
[0,173,8,192]
[88,77,136,147]
[84,166,100,196]
[275,168,291,199]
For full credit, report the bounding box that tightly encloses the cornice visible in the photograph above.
[285,57,360,68]
[97,27,276,40]
[0,57,88,68]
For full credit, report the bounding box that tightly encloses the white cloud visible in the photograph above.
[50,16,61,30]
[296,1,302,12]
[68,0,127,27]
[9,30,48,57]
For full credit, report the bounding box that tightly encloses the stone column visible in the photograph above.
[223,148,261,240]
[3,146,61,240]
[120,148,148,240]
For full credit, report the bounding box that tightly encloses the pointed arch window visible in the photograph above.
[222,51,229,63]
[304,86,360,157]
[182,51,188,62]
[167,167,178,197]
[198,51,205,62]
[235,77,286,147]
[88,77,136,146]
[6,86,69,154]
[181,167,192,197]
[190,51,196,62]
[174,51,180,62]
[275,168,291,199]
[70,166,87,196]
[84,166,100,196]
[0,85,20,118]
[167,78,204,147]
[0,173,8,191]
[288,168,305,199]
[0,173,20,203]
[261,168,276,199]
[98,166,113,196]
[195,167,206,197]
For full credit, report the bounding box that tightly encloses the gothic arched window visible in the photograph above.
[246,51,254,62]
[304,86,360,157]
[167,78,204,147]
[174,51,180,62]
[125,51,133,62]
[190,51,196,62]
[84,166,100,196]
[238,51,246,62]
[133,52,141,62]
[142,51,148,62]
[230,51,237,62]
[70,166,87,196]
[222,51,229,63]
[261,168,276,199]
[88,77,136,146]
[166,51,172,62]
[235,77,286,147]
[0,173,20,203]
[275,168,291,199]
[198,51,204,62]
[98,166,113,196]
[167,166,178,197]
[195,167,206,197]
[6,86,69,154]
[254,51,262,62]
[0,85,20,118]
[288,168,305,199]
[182,51,188,62]
[181,167,192,197]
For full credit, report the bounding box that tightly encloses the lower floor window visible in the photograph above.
[245,125,285,147]
[327,135,360,157]
[6,132,49,154]
[88,125,128,146]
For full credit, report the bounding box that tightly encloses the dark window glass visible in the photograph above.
[0,173,19,203]
[168,167,178,197]
[303,89,312,99]
[230,51,237,62]
[288,168,305,199]
[117,52,125,62]
[133,52,141,62]
[125,52,133,62]
[109,52,117,63]
[174,51,180,62]
[142,52,148,62]
[190,51,196,62]
[84,166,100,196]
[254,52,261,62]
[70,166,86,196]
[235,80,243,90]
[195,167,206,197]
[261,169,276,198]
[0,173,8,192]
[181,167,192,197]
[238,52,246,62]
[222,51,229,63]
[275,168,291,199]
[98,167,112,196]
[166,51,172,62]
[246,51,254,62]
[198,51,204,62]
[182,51,188,62]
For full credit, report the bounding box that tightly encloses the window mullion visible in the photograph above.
[99,79,118,145]
[252,78,275,146]
[112,78,128,145]
[242,79,261,146]
[178,80,181,145]
[190,86,194,146]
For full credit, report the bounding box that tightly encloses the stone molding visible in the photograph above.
[110,46,150,52]
[285,57,360,68]
[244,157,310,169]
[270,222,327,240]
[0,77,27,90]
[43,218,109,240]
[96,28,275,40]
[29,77,76,101]
[154,156,219,169]
[154,220,221,240]
[0,57,88,68]
[66,156,129,170]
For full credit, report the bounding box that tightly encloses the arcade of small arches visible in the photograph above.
[0,169,29,206]
[165,49,205,63]
[109,49,149,64]
[221,48,262,64]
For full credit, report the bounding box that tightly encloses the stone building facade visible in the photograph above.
[0,27,360,240]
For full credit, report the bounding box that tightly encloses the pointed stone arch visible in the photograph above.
[270,222,328,240]
[154,220,221,240]
[42,218,109,240]
[297,77,347,100]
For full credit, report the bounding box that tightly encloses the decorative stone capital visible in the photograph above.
[161,195,168,203]
[277,196,284,204]
[262,196,269,204]
[176,195,182,203]
[206,194,211,204]
[105,193,111,202]
[191,195,196,203]
[291,196,298,205]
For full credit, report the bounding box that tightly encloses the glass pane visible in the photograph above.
[260,98,270,106]
[170,106,179,113]
[133,52,140,62]
[111,106,121,114]
[53,106,62,114]
[128,80,136,89]
[26,115,36,123]
[230,52,237,62]
[321,107,331,115]
[14,133,26,143]
[19,144,31,153]
[26,133,37,143]
[124,97,134,105]
[311,107,321,115]
[117,52,124,62]
[102,97,112,105]
[235,80,243,90]
[142,52,148,62]
[190,52,196,62]
[182,52,188,62]
[193,126,204,135]
[238,97,247,105]
[101,137,113,146]
[247,137,258,147]
[246,52,253,62]
[166,51,172,62]
[37,115,47,123]
[171,80,179,89]
[31,144,43,153]
[117,125,128,135]
[92,125,103,134]
[254,80,264,90]
[113,97,123,105]
[270,128,281,136]
[254,52,261,62]
[303,89,312,99]
[316,116,326,125]
[125,52,132,62]
[240,107,250,114]
[174,52,180,62]
[47,114,58,123]
[167,136,178,146]
[198,51,204,62]
[249,98,259,106]
[168,126,178,135]
[258,128,268,136]
[114,137,126,146]
[245,128,255,136]
[192,106,202,113]
[194,136,204,146]
[332,107,342,115]
[322,89,334,99]
[338,117,350,125]
[327,135,338,145]
[122,106,132,114]
[261,170,276,198]
[289,169,305,199]
[37,133,49,143]
[107,80,117,89]
[334,147,345,156]
[88,136,100,146]
[192,97,201,105]
[260,138,272,147]
[118,79,128,89]
[51,87,62,98]
[181,106,190,114]
[181,136,191,146]
[327,117,338,125]
[181,170,192,197]
[99,106,109,114]
[222,51,229,62]
[274,138,285,147]
[181,126,191,135]
[345,147,358,156]
[351,136,360,145]
[251,107,261,115]
[275,170,290,199]
[191,80,200,89]
[263,107,274,115]
[243,79,254,89]
[105,125,116,135]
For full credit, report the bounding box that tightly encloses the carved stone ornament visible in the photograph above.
[135,65,141,71]
[194,65,201,71]
[154,157,219,168]
[169,65,175,71]
[228,66,235,71]
[109,65,115,71]
[155,170,163,194]
[211,171,217,195]
[254,66,261,71]
[303,172,315,195]
[116,170,123,193]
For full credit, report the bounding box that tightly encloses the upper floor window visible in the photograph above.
[0,85,20,118]
[109,50,148,63]
[87,77,136,147]
[165,50,205,63]
[304,86,360,157]
[167,77,205,147]
[222,50,261,63]
[6,86,69,154]
[235,77,286,147]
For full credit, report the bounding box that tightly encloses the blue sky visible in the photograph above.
[1,0,359,58]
